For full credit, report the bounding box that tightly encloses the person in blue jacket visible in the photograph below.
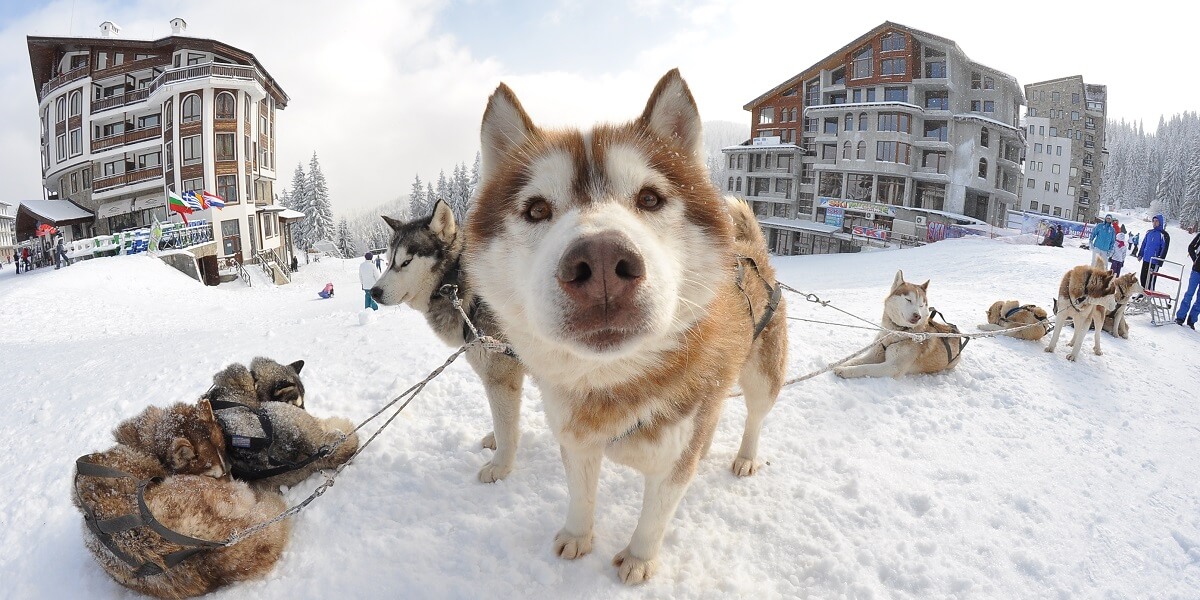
[1088,214,1117,265]
[1137,214,1171,291]
[1176,230,1200,329]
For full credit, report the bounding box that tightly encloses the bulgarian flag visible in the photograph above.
[202,190,226,209]
[168,191,193,224]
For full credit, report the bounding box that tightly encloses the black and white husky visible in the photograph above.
[370,201,524,483]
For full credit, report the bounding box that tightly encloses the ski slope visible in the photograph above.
[0,227,1196,599]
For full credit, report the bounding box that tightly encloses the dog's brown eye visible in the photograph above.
[636,189,664,211]
[525,197,552,222]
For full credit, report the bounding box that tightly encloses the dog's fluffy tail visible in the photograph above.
[725,197,765,246]
[1092,254,1107,269]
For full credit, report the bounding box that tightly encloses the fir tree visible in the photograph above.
[336,217,355,257]
[308,152,336,244]
[289,163,312,250]
[469,152,481,197]
[450,162,471,222]
[409,174,428,219]
[426,182,436,213]
[436,170,449,207]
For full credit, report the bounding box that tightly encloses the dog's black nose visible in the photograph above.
[557,232,645,304]
[370,287,384,302]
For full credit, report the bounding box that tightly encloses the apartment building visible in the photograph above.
[726,21,1025,255]
[0,201,14,263]
[26,18,291,265]
[1024,76,1107,222]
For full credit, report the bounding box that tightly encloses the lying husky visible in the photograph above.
[977,300,1051,341]
[834,270,965,378]
[371,200,525,483]
[1045,260,1118,361]
[74,400,290,599]
[464,69,788,584]
[205,358,359,490]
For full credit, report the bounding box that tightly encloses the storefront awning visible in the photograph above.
[97,199,136,218]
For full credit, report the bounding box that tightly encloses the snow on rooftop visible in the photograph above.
[19,199,93,222]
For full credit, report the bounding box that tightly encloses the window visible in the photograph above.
[877,113,911,133]
[221,219,242,257]
[856,141,866,160]
[137,114,160,129]
[165,141,173,169]
[1052,164,1061,174]
[803,117,818,133]
[1071,110,1080,121]
[70,54,87,69]
[819,172,842,197]
[218,175,238,204]
[782,87,797,97]
[829,93,846,105]
[1034,143,1043,153]
[846,173,873,201]
[823,118,838,134]
[216,133,236,161]
[922,151,947,174]
[822,144,837,160]
[983,101,994,112]
[971,100,981,112]
[778,154,793,172]
[859,112,868,131]
[883,87,907,102]
[1028,124,1035,135]
[1027,178,1035,189]
[1030,201,1039,211]
[878,175,905,205]
[187,52,205,66]
[182,93,201,123]
[215,92,236,120]
[876,141,911,164]
[183,177,204,194]
[978,158,988,178]
[727,177,734,191]
[71,172,79,193]
[852,89,861,103]
[1053,183,1060,193]
[971,71,982,89]
[137,151,161,169]
[1049,127,1057,137]
[164,99,173,127]
[925,91,948,110]
[844,113,853,131]
[842,141,851,160]
[913,181,945,210]
[1045,181,1051,191]
[1039,126,1045,136]
[775,178,792,199]
[113,53,124,66]
[1057,146,1062,156]
[980,128,989,148]
[182,135,202,165]
[1072,93,1080,105]
[69,90,82,116]
[881,58,906,76]
[56,133,66,161]
[759,107,774,125]
[83,169,91,189]
[866,88,876,102]
[852,46,873,79]
[1029,108,1037,117]
[984,76,994,90]
[925,60,946,79]
[923,121,947,142]
[735,177,742,192]
[55,96,66,122]
[1042,204,1050,214]
[805,80,820,106]
[1052,91,1060,104]
[881,32,905,52]
[1053,207,1062,217]
[831,67,846,86]
[103,160,119,176]
[69,129,81,157]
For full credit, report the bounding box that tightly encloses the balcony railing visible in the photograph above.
[93,165,163,192]
[91,125,162,153]
[148,63,262,96]
[40,63,90,99]
[92,88,150,114]
[1083,160,1094,168]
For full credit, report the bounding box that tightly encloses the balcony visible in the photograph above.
[148,63,264,96]
[92,89,150,114]
[1080,179,1093,188]
[40,62,90,99]
[1083,159,1094,169]
[91,125,162,153]
[93,165,163,192]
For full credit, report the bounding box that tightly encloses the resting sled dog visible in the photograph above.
[464,69,788,584]
[978,300,1051,341]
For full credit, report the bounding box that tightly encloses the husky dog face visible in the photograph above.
[466,69,731,361]
[372,201,459,313]
[249,357,306,408]
[1113,273,1143,305]
[884,270,930,328]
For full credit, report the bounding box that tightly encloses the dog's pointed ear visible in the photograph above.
[638,68,704,160]
[197,399,215,423]
[481,83,536,184]
[920,280,930,291]
[892,270,905,290]
[288,360,305,375]
[382,215,405,231]
[429,199,457,241]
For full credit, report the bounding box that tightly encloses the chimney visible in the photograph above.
[170,18,188,35]
[99,21,121,38]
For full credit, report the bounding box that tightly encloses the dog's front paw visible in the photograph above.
[1065,353,1077,362]
[612,547,657,585]
[832,366,848,378]
[477,460,512,483]
[732,456,759,477]
[1094,348,1103,356]
[1043,346,1055,353]
[480,431,496,450]
[554,529,593,560]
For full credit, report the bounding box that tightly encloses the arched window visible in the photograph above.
[980,127,990,148]
[69,90,82,116]
[844,113,853,131]
[856,140,866,160]
[735,177,742,192]
[215,92,236,120]
[790,108,798,122]
[55,96,66,122]
[164,99,173,126]
[727,177,734,191]
[842,141,851,160]
[181,93,201,123]
[978,158,988,178]
[858,112,868,131]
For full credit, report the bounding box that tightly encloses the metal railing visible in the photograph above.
[92,88,150,114]
[40,63,90,99]
[92,165,163,192]
[255,248,291,284]
[91,125,162,153]
[158,223,214,250]
[219,257,251,286]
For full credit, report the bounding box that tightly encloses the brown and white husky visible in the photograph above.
[463,69,788,584]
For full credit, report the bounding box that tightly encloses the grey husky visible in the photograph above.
[370,200,525,483]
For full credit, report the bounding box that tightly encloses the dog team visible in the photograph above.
[74,69,1164,596]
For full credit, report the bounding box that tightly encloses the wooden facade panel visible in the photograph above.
[180,163,203,181]
[215,161,239,176]
[179,122,201,137]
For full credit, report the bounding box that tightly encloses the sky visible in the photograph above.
[0,0,1193,214]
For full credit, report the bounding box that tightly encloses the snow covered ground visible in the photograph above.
[0,224,1197,599]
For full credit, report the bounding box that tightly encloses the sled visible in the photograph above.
[1144,259,1184,326]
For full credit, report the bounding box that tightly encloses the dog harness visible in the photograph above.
[74,457,224,577]
[928,308,969,363]
[1000,304,1053,335]
[735,256,783,341]
[435,262,520,359]
[207,398,333,481]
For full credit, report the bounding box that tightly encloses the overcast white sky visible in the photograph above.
[0,0,1190,214]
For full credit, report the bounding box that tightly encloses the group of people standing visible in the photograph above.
[1088,213,1171,292]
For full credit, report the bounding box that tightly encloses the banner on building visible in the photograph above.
[852,225,889,240]
[825,207,844,228]
[818,197,896,216]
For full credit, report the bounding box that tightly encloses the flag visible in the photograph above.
[168,191,193,224]
[201,190,226,209]
[181,190,203,211]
